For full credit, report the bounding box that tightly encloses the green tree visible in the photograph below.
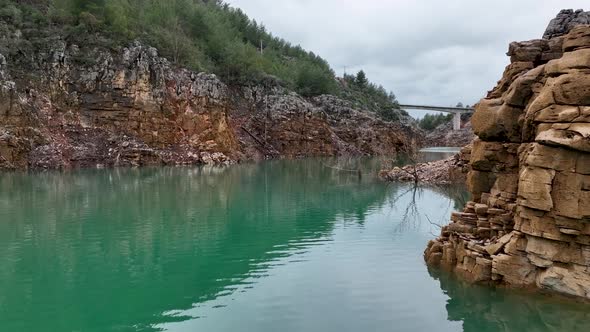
[295,62,336,97]
[2,0,405,104]
[355,70,368,88]
[419,113,453,130]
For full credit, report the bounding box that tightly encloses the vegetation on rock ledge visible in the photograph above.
[0,0,404,122]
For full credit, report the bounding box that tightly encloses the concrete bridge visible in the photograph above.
[399,104,475,131]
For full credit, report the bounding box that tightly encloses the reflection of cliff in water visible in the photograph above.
[428,184,470,210]
[0,159,393,331]
[428,268,590,332]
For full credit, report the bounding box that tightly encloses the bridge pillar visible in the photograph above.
[453,113,461,131]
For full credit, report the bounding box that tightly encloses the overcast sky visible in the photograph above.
[225,0,588,110]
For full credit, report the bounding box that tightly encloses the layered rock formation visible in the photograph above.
[425,11,590,299]
[233,93,417,160]
[0,38,416,170]
[0,42,239,169]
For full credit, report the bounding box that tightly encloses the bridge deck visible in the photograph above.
[398,104,474,131]
[398,104,474,114]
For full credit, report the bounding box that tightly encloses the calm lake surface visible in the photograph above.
[418,147,461,162]
[1,153,589,332]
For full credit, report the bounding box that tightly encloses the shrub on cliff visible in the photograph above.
[0,3,21,24]
[296,62,337,97]
[340,72,406,122]
[29,0,338,91]
[418,113,453,130]
[0,0,403,119]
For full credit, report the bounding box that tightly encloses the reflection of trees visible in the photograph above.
[428,268,590,332]
[386,185,422,232]
[385,182,468,233]
[0,159,391,331]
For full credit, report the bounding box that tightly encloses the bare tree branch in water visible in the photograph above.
[425,214,445,237]
[401,185,420,223]
[381,151,421,185]
[386,184,422,232]
[386,180,457,234]
[423,199,455,237]
[424,214,445,229]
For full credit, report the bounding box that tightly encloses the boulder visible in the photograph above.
[492,254,537,286]
[518,167,555,211]
[504,65,544,107]
[507,40,546,62]
[576,152,590,174]
[467,170,497,200]
[536,123,590,152]
[487,62,534,99]
[545,48,590,74]
[486,233,514,255]
[563,25,590,51]
[551,71,590,106]
[470,139,520,172]
[537,265,590,299]
[524,143,577,172]
[525,236,588,265]
[552,172,590,219]
[472,100,523,142]
[543,9,590,40]
[533,105,590,123]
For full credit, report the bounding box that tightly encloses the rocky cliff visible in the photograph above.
[423,121,475,148]
[425,10,590,299]
[0,36,417,170]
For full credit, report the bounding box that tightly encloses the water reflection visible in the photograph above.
[4,157,582,332]
[0,159,416,331]
[429,268,590,332]
[419,147,461,163]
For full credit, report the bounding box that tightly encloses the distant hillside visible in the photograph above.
[0,0,406,121]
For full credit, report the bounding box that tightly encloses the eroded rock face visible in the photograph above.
[234,93,415,160]
[544,9,590,39]
[0,37,417,170]
[1,41,239,169]
[425,11,590,300]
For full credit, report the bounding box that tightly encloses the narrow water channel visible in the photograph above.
[0,153,588,331]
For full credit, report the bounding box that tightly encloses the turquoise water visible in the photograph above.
[0,157,589,331]
[420,147,462,154]
[418,147,461,162]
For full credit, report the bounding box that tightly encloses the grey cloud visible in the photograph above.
[226,0,588,108]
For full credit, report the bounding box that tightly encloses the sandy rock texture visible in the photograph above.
[425,11,590,299]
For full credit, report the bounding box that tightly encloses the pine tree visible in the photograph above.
[355,70,368,87]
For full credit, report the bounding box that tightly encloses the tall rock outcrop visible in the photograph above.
[425,10,590,299]
[0,42,239,169]
[0,36,417,170]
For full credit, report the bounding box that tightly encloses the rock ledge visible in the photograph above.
[425,11,590,300]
